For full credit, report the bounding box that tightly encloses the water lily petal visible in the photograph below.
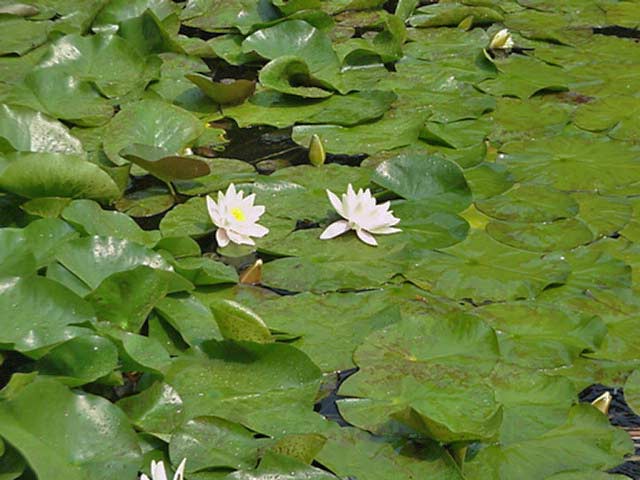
[326,189,345,217]
[151,460,169,480]
[216,228,230,247]
[174,458,187,480]
[356,228,378,246]
[227,229,256,246]
[206,195,223,227]
[247,223,269,237]
[368,226,402,235]
[320,220,350,240]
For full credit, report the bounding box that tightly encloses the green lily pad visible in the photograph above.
[181,0,280,34]
[173,157,256,196]
[408,3,504,28]
[86,266,170,332]
[169,416,262,471]
[155,294,223,347]
[258,56,335,98]
[0,152,121,201]
[0,104,83,154]
[119,144,211,182]
[114,186,175,218]
[404,229,570,303]
[222,90,396,128]
[62,199,160,246]
[624,369,640,416]
[317,427,462,480]
[491,366,577,444]
[171,256,238,286]
[0,377,141,480]
[292,109,426,155]
[228,451,337,479]
[486,218,594,252]
[488,96,572,144]
[499,135,640,192]
[243,20,341,87]
[0,276,92,354]
[476,184,578,222]
[463,162,514,200]
[103,99,205,165]
[574,95,640,143]
[92,0,179,30]
[54,236,179,290]
[159,197,213,238]
[464,405,633,479]
[187,73,256,105]
[573,193,632,239]
[29,335,119,386]
[164,341,324,435]
[210,289,401,372]
[479,55,572,99]
[475,302,607,369]
[117,381,185,436]
[338,314,501,443]
[372,152,471,213]
[0,16,50,55]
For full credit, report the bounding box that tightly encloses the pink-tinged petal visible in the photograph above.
[248,223,269,237]
[206,196,223,226]
[246,204,265,221]
[216,228,230,247]
[227,229,256,246]
[320,220,350,240]
[356,229,378,246]
[140,475,150,480]
[326,189,345,217]
[174,458,187,480]
[151,460,169,480]
[243,193,257,206]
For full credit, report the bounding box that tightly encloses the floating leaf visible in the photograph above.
[186,73,256,105]
[0,276,92,354]
[210,299,273,344]
[103,99,205,165]
[404,230,570,302]
[0,152,121,201]
[339,315,501,443]
[0,377,141,479]
[119,144,211,182]
[373,152,471,212]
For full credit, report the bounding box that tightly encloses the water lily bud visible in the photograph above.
[591,391,612,415]
[489,28,514,50]
[240,259,263,285]
[308,134,326,167]
[210,299,272,343]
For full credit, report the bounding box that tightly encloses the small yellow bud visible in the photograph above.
[308,134,326,167]
[489,29,514,50]
[591,391,612,415]
[239,259,263,285]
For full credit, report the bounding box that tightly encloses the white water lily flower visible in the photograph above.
[489,28,514,50]
[320,184,401,246]
[140,458,186,480]
[206,183,269,247]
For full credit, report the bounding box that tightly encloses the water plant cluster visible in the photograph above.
[0,0,639,479]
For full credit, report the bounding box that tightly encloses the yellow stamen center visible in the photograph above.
[231,207,246,221]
